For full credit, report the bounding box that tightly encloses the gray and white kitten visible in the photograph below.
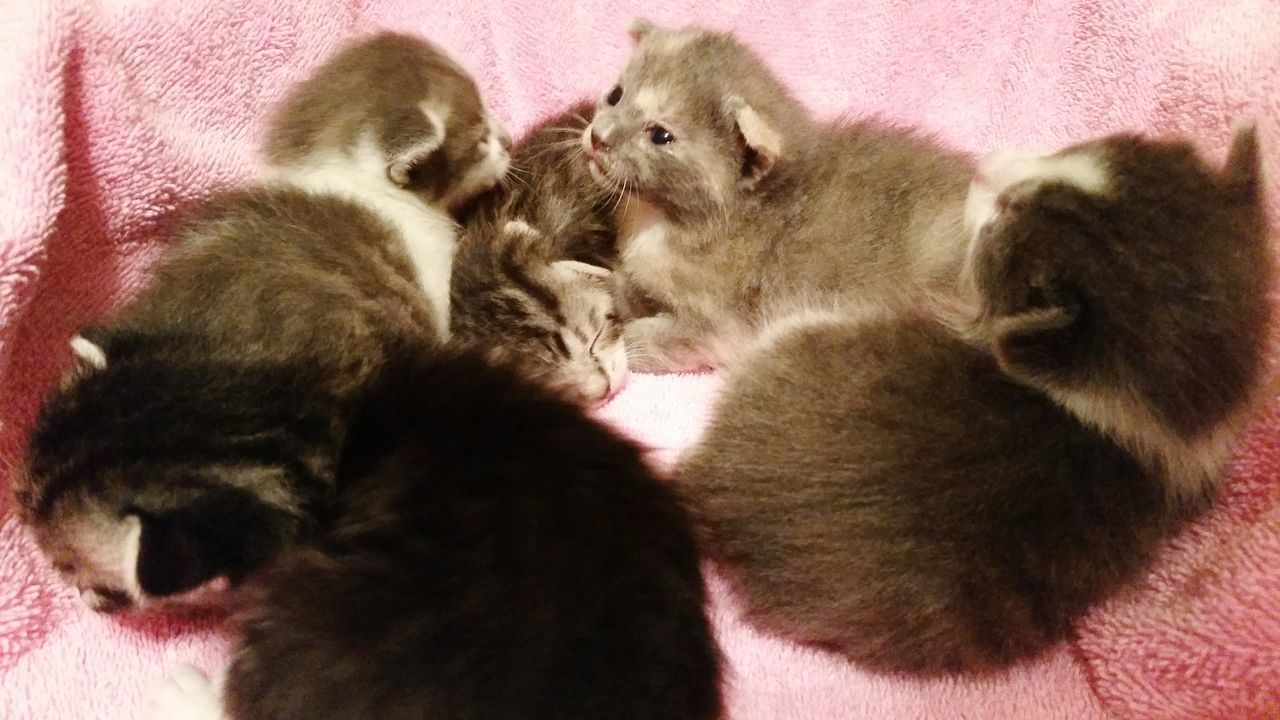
[15,32,509,613]
[452,103,629,405]
[584,19,973,372]
[675,126,1272,675]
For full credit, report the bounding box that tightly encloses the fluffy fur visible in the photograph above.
[16,332,350,613]
[142,342,722,720]
[586,19,973,372]
[452,104,629,404]
[17,32,508,611]
[675,126,1272,675]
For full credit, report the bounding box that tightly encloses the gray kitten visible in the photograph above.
[675,126,1272,675]
[585,19,973,372]
[16,32,508,613]
[452,103,629,405]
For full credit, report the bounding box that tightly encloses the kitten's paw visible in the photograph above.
[140,663,222,720]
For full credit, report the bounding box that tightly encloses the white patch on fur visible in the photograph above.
[69,335,107,370]
[140,664,223,720]
[633,87,664,118]
[503,219,539,237]
[617,197,678,300]
[965,149,1110,238]
[440,119,511,210]
[263,134,460,339]
[1046,385,1250,502]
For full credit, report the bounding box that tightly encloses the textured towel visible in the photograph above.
[1,1,1277,719]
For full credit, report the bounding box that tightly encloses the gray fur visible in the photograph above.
[675,127,1273,674]
[587,20,973,372]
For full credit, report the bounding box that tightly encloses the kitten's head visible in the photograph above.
[583,19,798,226]
[457,221,629,406]
[959,124,1272,493]
[265,31,511,212]
[16,332,341,613]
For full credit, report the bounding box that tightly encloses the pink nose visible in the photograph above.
[590,130,610,153]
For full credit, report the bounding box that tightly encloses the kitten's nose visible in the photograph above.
[590,130,610,153]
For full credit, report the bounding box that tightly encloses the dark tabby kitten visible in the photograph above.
[452,103,629,405]
[675,125,1272,675]
[586,19,973,372]
[140,341,723,720]
[15,32,507,612]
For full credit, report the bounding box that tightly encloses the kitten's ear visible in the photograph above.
[726,95,781,188]
[989,296,1083,379]
[386,104,447,187]
[1222,120,1261,201]
[552,259,613,282]
[134,487,291,597]
[628,18,660,42]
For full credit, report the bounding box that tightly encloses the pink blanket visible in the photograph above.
[1,1,1277,718]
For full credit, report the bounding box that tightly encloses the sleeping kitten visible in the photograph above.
[16,32,508,612]
[15,332,350,614]
[452,104,629,405]
[675,125,1272,674]
[584,19,974,372]
[140,341,723,720]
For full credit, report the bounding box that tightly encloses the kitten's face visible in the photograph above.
[482,223,629,405]
[584,22,778,226]
[961,126,1269,440]
[19,334,336,613]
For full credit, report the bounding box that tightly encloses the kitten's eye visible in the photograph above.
[606,85,623,106]
[647,125,675,146]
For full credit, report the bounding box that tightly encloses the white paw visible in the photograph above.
[139,663,223,720]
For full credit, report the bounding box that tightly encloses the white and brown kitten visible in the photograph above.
[675,126,1273,675]
[15,32,508,613]
[584,19,973,372]
[452,103,629,405]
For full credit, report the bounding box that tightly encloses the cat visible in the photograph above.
[139,339,723,720]
[452,103,629,405]
[584,19,974,372]
[16,331,351,614]
[674,124,1273,675]
[15,31,509,612]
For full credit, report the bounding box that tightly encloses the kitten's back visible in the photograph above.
[226,344,721,720]
[678,315,1177,674]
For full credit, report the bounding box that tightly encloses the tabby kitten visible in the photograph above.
[452,103,629,405]
[16,32,508,612]
[141,340,723,720]
[675,125,1272,674]
[585,19,973,372]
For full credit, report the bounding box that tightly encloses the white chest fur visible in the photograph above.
[262,141,459,339]
[616,198,680,301]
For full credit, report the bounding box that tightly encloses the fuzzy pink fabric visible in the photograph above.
[1,1,1277,719]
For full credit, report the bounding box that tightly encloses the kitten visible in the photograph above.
[140,341,723,720]
[15,332,350,614]
[16,32,508,612]
[674,125,1272,675]
[584,19,974,372]
[260,30,511,338]
[452,104,629,405]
